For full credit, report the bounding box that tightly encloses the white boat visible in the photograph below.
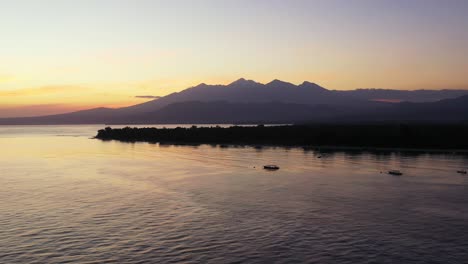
[388,170,403,176]
[264,165,280,170]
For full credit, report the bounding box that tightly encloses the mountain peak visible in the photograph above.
[299,81,328,91]
[228,78,259,87]
[301,81,317,86]
[193,82,208,88]
[266,79,294,87]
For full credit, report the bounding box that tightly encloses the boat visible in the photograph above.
[264,165,280,170]
[388,170,403,176]
[457,170,467,174]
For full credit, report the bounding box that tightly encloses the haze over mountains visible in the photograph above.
[1,78,468,125]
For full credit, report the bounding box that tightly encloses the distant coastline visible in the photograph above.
[95,124,468,152]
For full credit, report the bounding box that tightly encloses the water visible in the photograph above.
[1,125,468,264]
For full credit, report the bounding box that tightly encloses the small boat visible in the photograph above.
[264,165,280,170]
[457,170,467,174]
[388,170,403,176]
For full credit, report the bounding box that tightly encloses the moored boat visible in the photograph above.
[388,170,403,176]
[264,165,280,170]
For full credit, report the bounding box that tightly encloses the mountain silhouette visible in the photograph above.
[0,79,467,124]
[346,95,468,122]
[117,78,369,116]
[339,88,468,102]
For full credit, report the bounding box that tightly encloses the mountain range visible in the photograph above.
[1,78,468,125]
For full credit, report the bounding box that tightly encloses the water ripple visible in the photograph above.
[1,126,468,263]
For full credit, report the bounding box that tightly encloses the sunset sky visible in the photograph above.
[1,0,468,117]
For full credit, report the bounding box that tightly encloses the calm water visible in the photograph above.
[1,125,468,264]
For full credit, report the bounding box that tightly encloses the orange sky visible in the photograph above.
[1,0,468,117]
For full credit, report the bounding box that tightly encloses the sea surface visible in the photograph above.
[1,125,468,264]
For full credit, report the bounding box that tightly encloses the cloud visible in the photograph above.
[135,95,161,99]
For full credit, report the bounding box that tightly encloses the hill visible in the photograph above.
[0,79,467,125]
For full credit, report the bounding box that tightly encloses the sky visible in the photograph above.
[1,0,468,117]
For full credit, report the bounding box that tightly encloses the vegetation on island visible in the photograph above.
[95,124,468,150]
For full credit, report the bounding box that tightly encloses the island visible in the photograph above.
[95,124,468,151]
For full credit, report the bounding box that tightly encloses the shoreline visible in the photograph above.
[95,138,468,154]
[95,125,468,154]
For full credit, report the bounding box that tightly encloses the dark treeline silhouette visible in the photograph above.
[95,124,468,150]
